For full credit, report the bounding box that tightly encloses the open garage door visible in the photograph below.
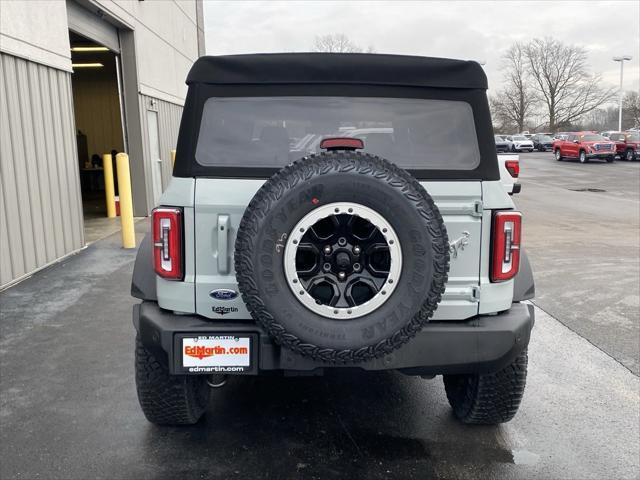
[67,0,120,53]
[69,30,126,243]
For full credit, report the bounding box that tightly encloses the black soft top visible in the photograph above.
[186,53,487,90]
[174,53,499,180]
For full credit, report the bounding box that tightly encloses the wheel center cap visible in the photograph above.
[335,252,351,269]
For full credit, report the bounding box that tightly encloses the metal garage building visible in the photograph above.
[0,0,204,288]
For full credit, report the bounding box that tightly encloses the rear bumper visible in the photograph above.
[133,301,534,376]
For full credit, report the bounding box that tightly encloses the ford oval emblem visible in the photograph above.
[209,289,238,301]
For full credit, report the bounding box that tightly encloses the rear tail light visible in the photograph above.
[505,160,519,178]
[152,207,183,280]
[491,211,522,282]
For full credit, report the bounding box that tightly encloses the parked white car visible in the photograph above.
[507,135,534,152]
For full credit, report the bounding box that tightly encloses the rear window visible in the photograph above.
[195,97,480,170]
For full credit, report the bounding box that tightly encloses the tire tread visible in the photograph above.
[135,336,210,425]
[234,152,450,363]
[443,349,528,424]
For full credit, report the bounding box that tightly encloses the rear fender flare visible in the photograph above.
[513,249,535,301]
[131,234,157,301]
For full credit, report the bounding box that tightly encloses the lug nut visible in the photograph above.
[338,271,346,280]
[353,263,361,271]
[323,262,332,271]
[338,237,347,246]
[353,246,361,255]
[324,245,332,254]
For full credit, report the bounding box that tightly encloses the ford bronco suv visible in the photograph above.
[131,53,535,426]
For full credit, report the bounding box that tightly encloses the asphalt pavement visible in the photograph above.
[1,157,639,479]
[514,151,640,375]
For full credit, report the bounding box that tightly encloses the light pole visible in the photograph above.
[613,55,632,131]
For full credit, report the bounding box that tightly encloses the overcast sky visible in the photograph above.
[203,0,639,102]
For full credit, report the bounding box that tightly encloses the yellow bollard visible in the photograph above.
[115,153,136,248]
[102,153,116,218]
[170,149,176,168]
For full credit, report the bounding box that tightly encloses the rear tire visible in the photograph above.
[626,149,635,161]
[606,155,614,163]
[135,336,210,425]
[554,149,562,161]
[235,152,449,363]
[443,349,528,425]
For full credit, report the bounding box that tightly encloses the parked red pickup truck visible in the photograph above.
[607,131,639,161]
[553,132,616,163]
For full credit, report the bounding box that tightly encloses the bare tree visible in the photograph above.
[491,43,537,132]
[524,37,615,130]
[312,34,373,53]
[489,96,515,133]
[622,91,640,129]
[580,106,619,132]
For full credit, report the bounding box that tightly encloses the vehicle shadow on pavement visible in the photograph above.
[138,371,515,479]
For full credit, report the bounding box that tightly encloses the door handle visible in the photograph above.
[217,214,230,274]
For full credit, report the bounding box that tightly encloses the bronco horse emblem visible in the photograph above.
[449,231,470,258]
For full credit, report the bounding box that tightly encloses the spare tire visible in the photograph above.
[235,152,449,363]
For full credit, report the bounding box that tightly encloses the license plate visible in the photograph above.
[180,335,251,374]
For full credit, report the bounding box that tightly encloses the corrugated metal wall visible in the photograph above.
[0,52,85,288]
[138,94,183,208]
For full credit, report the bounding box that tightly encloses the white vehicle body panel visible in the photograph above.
[497,153,518,194]
[153,177,516,321]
